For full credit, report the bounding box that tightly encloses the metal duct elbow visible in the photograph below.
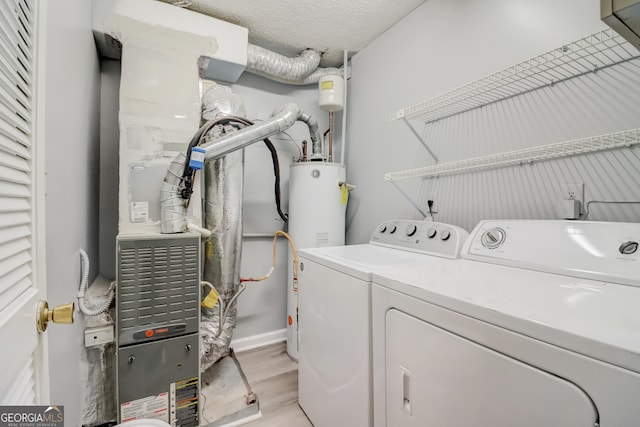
[202,103,301,160]
[298,112,322,159]
[160,153,188,233]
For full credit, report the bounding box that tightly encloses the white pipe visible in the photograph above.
[188,223,212,237]
[77,249,115,316]
[341,49,348,165]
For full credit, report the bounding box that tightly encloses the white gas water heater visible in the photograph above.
[287,73,349,359]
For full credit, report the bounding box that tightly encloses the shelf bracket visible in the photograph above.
[390,181,427,218]
[402,117,439,163]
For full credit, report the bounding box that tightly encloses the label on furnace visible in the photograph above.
[171,377,199,427]
[130,201,149,223]
[121,392,169,423]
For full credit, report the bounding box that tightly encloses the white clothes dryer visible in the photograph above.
[372,220,640,427]
[297,220,469,427]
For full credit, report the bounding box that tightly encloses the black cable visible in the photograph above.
[262,137,288,222]
[181,115,289,222]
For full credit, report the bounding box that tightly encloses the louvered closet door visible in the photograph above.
[0,0,47,405]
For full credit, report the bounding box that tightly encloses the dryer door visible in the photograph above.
[385,309,597,427]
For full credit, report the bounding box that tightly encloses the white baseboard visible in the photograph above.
[231,328,287,353]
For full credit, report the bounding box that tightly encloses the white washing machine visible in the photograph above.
[297,220,469,427]
[372,220,640,427]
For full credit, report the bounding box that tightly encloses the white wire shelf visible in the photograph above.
[389,29,640,123]
[385,129,640,181]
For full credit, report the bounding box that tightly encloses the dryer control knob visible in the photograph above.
[481,228,506,249]
[619,241,638,255]
[406,224,417,237]
[379,225,387,233]
[389,225,397,234]
[440,230,451,241]
[427,228,437,239]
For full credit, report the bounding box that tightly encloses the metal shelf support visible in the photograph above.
[401,117,439,163]
[389,180,427,218]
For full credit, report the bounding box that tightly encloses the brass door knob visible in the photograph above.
[36,300,75,332]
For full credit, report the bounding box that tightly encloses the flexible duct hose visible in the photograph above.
[246,44,350,85]
[78,249,115,316]
[246,45,321,82]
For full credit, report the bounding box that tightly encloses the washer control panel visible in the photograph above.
[370,220,469,259]
[464,220,640,288]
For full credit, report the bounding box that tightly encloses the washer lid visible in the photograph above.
[298,244,431,280]
[372,257,640,374]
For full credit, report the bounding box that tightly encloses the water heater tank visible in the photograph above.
[287,162,347,359]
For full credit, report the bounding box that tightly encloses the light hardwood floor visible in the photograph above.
[235,342,313,427]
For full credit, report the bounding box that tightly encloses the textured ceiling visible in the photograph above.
[157,0,426,67]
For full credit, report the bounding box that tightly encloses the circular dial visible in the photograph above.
[440,230,451,241]
[481,228,506,249]
[379,225,387,233]
[405,224,417,237]
[619,241,638,255]
[389,225,397,234]
[427,228,437,239]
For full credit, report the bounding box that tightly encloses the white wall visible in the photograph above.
[346,0,640,242]
[44,1,101,426]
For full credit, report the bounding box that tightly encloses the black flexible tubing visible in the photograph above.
[225,117,288,223]
[182,115,289,222]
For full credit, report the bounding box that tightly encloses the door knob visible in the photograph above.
[36,300,75,332]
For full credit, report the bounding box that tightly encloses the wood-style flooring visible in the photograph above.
[235,342,313,427]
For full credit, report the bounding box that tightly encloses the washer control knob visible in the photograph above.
[379,225,387,233]
[440,230,451,241]
[619,241,638,255]
[405,224,417,237]
[389,225,397,234]
[427,228,437,239]
[481,228,506,249]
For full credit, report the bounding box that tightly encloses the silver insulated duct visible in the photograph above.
[199,85,246,370]
[200,146,244,370]
[198,100,317,370]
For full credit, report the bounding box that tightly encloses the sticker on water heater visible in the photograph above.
[316,232,329,247]
[120,393,169,423]
[130,201,149,223]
